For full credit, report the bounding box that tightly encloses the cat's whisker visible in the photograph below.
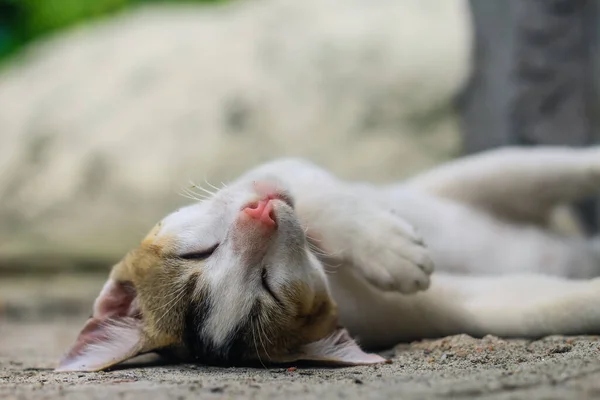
[185,185,211,198]
[178,186,209,203]
[177,189,197,202]
[203,177,221,193]
[300,221,343,259]
[257,314,273,345]
[305,232,343,257]
[153,286,186,316]
[251,316,268,369]
[190,179,217,195]
[187,181,215,198]
[153,283,189,326]
[195,185,217,198]
[305,232,322,243]
[178,192,202,203]
[254,317,272,362]
[308,242,341,259]
[154,278,190,297]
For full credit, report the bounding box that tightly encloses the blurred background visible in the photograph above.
[0,0,598,322]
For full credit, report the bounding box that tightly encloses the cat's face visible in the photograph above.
[57,176,385,371]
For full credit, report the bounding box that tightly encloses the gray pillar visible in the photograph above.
[459,0,599,233]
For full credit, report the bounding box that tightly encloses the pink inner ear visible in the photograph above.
[55,280,143,372]
[300,328,388,366]
[55,315,143,372]
[94,280,138,318]
[59,318,111,363]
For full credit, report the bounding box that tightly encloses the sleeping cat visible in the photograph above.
[56,146,600,372]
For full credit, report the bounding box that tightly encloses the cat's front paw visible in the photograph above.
[350,210,434,294]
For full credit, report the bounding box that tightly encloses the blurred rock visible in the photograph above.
[0,0,470,266]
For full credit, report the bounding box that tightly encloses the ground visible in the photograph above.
[2,275,600,399]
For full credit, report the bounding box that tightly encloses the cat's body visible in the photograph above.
[57,146,600,372]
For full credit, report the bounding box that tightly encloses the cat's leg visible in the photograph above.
[332,269,600,347]
[237,158,434,294]
[438,274,600,338]
[433,273,600,339]
[404,146,600,226]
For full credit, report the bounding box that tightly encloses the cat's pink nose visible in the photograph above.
[243,199,276,227]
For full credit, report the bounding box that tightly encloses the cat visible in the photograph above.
[56,145,600,372]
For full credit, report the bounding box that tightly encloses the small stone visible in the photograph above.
[548,345,572,354]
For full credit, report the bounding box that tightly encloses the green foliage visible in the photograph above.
[0,0,224,61]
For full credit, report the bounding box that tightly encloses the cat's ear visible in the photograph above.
[297,328,388,366]
[55,279,147,372]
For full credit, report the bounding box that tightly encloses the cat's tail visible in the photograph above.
[423,274,600,339]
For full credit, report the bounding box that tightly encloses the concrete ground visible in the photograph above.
[2,275,600,400]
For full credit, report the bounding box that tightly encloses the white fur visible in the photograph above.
[155,179,329,348]
[404,146,600,225]
[57,145,600,372]
[202,252,258,346]
[69,145,600,367]
[239,159,435,294]
[221,146,600,346]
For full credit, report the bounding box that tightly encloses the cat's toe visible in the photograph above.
[414,250,434,275]
[361,248,433,294]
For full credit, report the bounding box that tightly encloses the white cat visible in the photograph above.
[56,146,600,372]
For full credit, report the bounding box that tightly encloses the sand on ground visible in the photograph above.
[2,275,600,400]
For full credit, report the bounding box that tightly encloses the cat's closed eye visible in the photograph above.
[179,243,219,261]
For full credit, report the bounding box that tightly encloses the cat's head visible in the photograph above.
[56,175,386,372]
